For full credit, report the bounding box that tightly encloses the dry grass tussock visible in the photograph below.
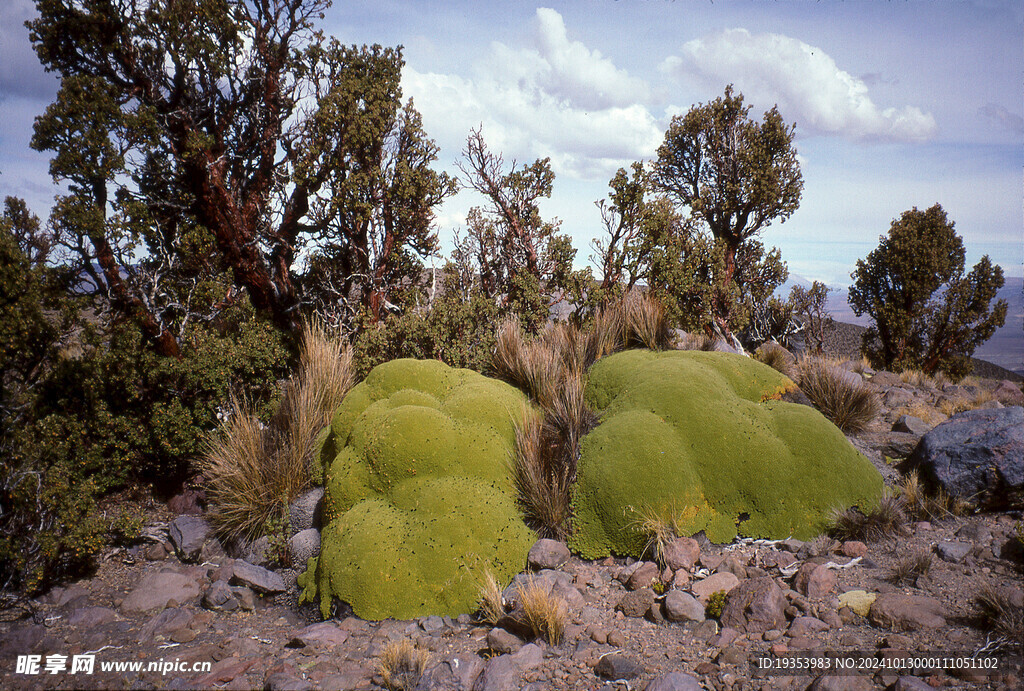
[938,389,995,417]
[754,342,796,379]
[477,570,505,626]
[202,320,354,543]
[798,357,880,433]
[510,407,575,540]
[899,470,971,521]
[515,576,566,645]
[895,401,947,426]
[976,585,1024,654]
[627,503,685,567]
[890,548,933,586]
[377,639,431,691]
[830,494,908,542]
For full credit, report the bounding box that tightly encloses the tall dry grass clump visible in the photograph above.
[622,291,673,350]
[477,569,506,626]
[754,342,796,378]
[830,495,908,542]
[377,640,431,691]
[976,585,1024,654]
[202,320,354,543]
[798,357,880,433]
[515,576,567,645]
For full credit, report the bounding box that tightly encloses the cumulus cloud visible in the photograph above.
[402,8,660,180]
[979,103,1024,135]
[661,28,937,142]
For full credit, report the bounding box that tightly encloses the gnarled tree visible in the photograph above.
[29,0,452,353]
[652,85,802,340]
[849,204,1007,378]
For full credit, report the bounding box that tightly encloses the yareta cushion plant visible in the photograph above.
[569,350,884,558]
[298,359,535,620]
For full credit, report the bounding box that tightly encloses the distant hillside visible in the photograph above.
[821,277,1024,376]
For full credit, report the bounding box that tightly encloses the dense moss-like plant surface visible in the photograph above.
[299,359,535,620]
[569,350,884,558]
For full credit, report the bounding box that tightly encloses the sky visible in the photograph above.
[1,0,1022,289]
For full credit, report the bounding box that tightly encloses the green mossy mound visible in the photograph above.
[299,359,535,620]
[569,350,884,558]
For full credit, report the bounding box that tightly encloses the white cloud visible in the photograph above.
[662,28,938,142]
[401,8,661,180]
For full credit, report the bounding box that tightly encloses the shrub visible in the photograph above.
[570,350,883,558]
[298,359,535,620]
[202,320,353,543]
[705,590,728,619]
[377,640,431,691]
[798,357,879,434]
[516,576,567,645]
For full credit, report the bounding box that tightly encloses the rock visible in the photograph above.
[203,581,239,611]
[690,571,741,604]
[416,655,484,691]
[527,539,570,570]
[244,535,271,567]
[883,432,920,459]
[264,672,313,691]
[993,380,1024,406]
[892,415,930,436]
[288,487,324,533]
[644,672,703,691]
[840,541,868,558]
[626,561,661,590]
[167,487,205,515]
[287,622,350,648]
[716,646,746,666]
[787,615,829,638]
[891,677,934,691]
[472,643,543,691]
[719,577,787,634]
[870,371,902,388]
[868,593,945,631]
[716,554,747,579]
[168,515,211,563]
[955,522,992,543]
[288,529,320,568]
[663,590,705,623]
[139,607,194,641]
[884,388,915,407]
[780,538,805,554]
[67,606,118,628]
[595,653,642,680]
[145,543,169,561]
[121,572,201,613]
[193,658,257,689]
[936,540,971,563]
[231,560,286,594]
[905,406,1024,508]
[232,586,256,611]
[486,628,523,654]
[663,537,700,571]
[616,588,656,618]
[794,562,837,599]
[807,675,873,690]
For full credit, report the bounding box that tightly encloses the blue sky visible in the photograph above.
[1,0,1021,287]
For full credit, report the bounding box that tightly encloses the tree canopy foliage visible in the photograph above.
[651,85,801,339]
[849,204,1007,378]
[29,0,453,354]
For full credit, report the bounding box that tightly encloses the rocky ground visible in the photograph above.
[2,353,1023,691]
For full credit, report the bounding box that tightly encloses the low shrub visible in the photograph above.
[830,495,908,542]
[705,590,727,619]
[798,357,880,433]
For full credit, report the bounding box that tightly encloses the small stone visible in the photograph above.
[287,622,349,648]
[763,629,784,641]
[644,672,703,691]
[487,627,523,654]
[231,560,285,594]
[716,555,747,579]
[203,581,239,611]
[794,562,837,599]
[170,627,196,643]
[145,543,169,561]
[288,529,320,568]
[868,593,945,631]
[67,606,119,628]
[840,541,867,558]
[527,539,570,570]
[289,487,324,533]
[590,627,608,645]
[121,573,201,613]
[719,577,787,634]
[662,537,700,572]
[168,516,211,563]
[892,415,930,436]
[716,646,745,666]
[595,653,641,680]
[690,571,740,604]
[616,589,656,618]
[626,562,660,590]
[607,630,626,648]
[231,586,256,611]
[663,590,705,623]
[936,540,971,563]
[787,616,829,638]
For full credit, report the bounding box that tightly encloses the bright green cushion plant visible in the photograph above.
[569,350,884,558]
[298,359,535,620]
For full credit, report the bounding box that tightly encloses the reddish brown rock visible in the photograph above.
[720,577,787,634]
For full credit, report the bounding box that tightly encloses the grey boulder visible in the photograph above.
[168,516,211,563]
